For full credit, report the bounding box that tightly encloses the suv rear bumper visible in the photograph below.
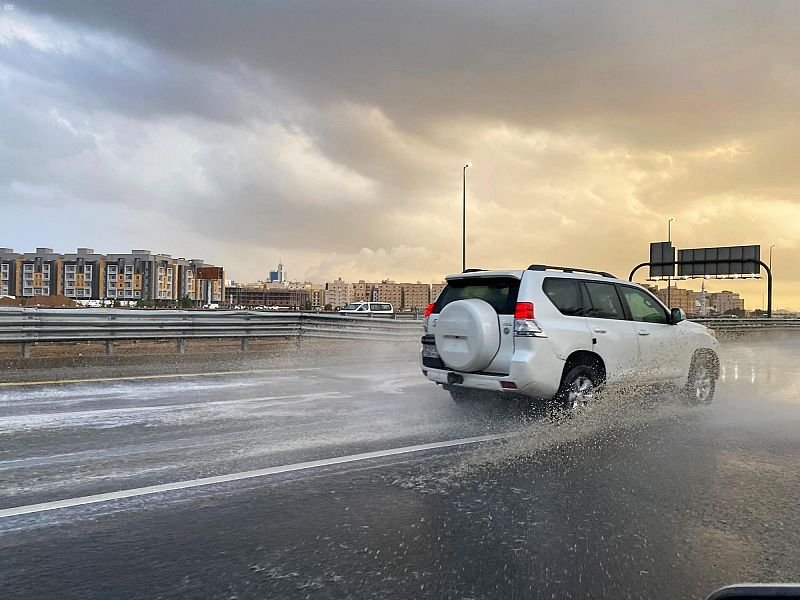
[422,336,565,399]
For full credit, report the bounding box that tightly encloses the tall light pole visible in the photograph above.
[462,162,470,272]
[667,218,675,308]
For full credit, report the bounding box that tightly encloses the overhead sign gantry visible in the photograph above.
[630,243,772,317]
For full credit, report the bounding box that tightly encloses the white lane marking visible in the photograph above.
[0,367,321,388]
[0,433,509,519]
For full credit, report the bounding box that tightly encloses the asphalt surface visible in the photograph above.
[2,336,800,599]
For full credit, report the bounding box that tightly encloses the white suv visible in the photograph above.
[421,265,720,408]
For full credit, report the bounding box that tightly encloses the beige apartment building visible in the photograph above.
[709,290,744,314]
[324,278,351,309]
[655,286,696,315]
[351,280,372,303]
[374,280,403,309]
[401,283,431,311]
[431,282,446,303]
[311,287,325,309]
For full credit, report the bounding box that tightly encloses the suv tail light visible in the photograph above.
[514,302,546,337]
[423,303,435,331]
[514,302,534,319]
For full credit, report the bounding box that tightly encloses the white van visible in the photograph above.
[338,301,394,317]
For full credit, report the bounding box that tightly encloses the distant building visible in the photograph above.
[655,286,696,315]
[0,247,223,305]
[709,290,744,314]
[374,280,403,309]
[0,248,21,296]
[268,262,286,283]
[324,278,351,309]
[431,282,446,303]
[310,287,325,310]
[61,248,103,300]
[351,280,372,303]
[16,247,60,298]
[401,282,430,311]
[225,285,309,309]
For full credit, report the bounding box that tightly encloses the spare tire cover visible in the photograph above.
[434,298,500,372]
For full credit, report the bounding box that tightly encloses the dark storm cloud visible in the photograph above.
[24,0,800,143]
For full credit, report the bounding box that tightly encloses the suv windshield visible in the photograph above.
[434,277,520,314]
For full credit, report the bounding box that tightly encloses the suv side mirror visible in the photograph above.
[670,308,686,324]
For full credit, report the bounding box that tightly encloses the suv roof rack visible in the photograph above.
[527,264,616,278]
[462,268,487,273]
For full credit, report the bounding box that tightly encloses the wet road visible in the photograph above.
[2,336,800,599]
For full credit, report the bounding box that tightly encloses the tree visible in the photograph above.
[180,295,193,309]
[324,304,333,312]
[723,308,745,318]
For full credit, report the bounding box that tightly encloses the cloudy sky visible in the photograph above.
[1,1,799,308]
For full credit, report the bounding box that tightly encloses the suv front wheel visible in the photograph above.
[555,364,601,410]
[685,356,716,405]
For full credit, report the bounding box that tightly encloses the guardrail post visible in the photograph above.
[104,340,114,356]
[176,338,186,354]
[240,338,249,352]
[21,342,32,359]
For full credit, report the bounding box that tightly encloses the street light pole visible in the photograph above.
[462,163,470,272]
[769,244,775,271]
[667,218,674,309]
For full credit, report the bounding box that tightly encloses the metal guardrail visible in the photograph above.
[693,318,800,332]
[1,308,795,358]
[0,308,423,357]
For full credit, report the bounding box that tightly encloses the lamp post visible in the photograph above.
[667,218,675,308]
[769,244,775,271]
[462,162,470,272]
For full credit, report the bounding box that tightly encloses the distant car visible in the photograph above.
[421,264,721,408]
[338,301,394,317]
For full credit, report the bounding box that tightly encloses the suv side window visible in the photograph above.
[619,286,669,324]
[583,282,625,320]
[542,278,583,316]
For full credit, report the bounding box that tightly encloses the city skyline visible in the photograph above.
[1,245,782,313]
[2,3,799,309]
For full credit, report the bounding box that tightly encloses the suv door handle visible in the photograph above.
[592,328,607,334]
[637,329,650,336]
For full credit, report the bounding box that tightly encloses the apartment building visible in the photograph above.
[324,278,351,309]
[310,287,325,309]
[225,286,309,308]
[655,286,696,315]
[431,282,446,303]
[401,282,430,311]
[351,280,372,303]
[0,248,21,296]
[0,248,223,304]
[709,290,744,314]
[194,265,225,304]
[61,248,104,300]
[16,248,61,297]
[103,250,164,301]
[374,280,403,309]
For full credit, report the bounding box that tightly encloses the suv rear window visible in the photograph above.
[434,277,520,314]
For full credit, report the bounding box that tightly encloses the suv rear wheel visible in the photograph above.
[555,364,601,410]
[685,356,716,405]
